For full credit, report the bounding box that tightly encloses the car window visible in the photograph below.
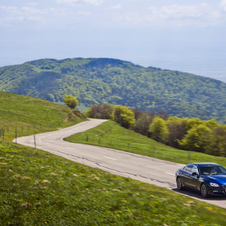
[184,165,193,173]
[200,166,226,175]
[191,166,199,174]
[219,166,226,174]
[200,167,211,175]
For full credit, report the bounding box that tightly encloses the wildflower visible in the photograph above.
[91,174,99,180]
[42,180,50,184]
[50,173,58,176]
[113,189,120,192]
[21,202,32,209]
[188,201,195,206]
[184,204,191,207]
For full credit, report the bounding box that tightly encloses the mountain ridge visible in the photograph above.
[0,57,226,123]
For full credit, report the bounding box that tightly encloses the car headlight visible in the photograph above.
[210,182,220,187]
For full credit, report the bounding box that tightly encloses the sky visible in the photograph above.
[1,0,226,82]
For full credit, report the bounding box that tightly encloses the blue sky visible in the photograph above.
[1,0,226,82]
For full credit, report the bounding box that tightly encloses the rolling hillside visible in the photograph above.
[0,91,85,140]
[1,58,226,123]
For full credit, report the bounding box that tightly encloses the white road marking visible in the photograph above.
[104,156,116,161]
[165,172,175,176]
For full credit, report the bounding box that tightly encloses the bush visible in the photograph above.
[148,117,169,143]
[113,105,135,129]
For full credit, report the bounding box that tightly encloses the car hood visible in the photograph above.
[203,175,226,184]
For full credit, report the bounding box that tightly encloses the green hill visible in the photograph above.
[1,58,226,123]
[0,91,85,140]
[1,94,226,225]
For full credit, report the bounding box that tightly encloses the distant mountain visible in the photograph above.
[1,57,226,123]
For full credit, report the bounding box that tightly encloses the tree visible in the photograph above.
[63,94,79,109]
[186,118,203,130]
[179,124,211,152]
[148,117,169,143]
[85,104,114,119]
[113,105,135,128]
[204,119,219,128]
[205,126,226,157]
[166,116,187,148]
[133,113,154,136]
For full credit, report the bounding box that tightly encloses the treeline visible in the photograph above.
[86,104,226,157]
[1,57,226,123]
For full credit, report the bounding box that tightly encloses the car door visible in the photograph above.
[190,165,200,190]
[181,165,193,187]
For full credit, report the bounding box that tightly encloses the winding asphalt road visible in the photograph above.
[14,119,226,208]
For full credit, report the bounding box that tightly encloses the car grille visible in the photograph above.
[223,185,226,190]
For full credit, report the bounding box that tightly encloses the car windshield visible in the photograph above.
[199,166,226,175]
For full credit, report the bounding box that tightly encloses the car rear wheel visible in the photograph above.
[200,183,208,198]
[177,177,183,190]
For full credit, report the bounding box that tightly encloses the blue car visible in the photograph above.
[175,163,226,198]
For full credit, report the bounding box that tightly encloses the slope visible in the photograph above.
[0,91,85,140]
[1,58,226,123]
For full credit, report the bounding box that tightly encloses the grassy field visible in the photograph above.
[65,120,226,167]
[0,92,85,141]
[1,93,226,225]
[1,140,226,226]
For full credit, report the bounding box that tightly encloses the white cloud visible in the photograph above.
[116,3,223,27]
[77,10,91,15]
[56,0,103,5]
[0,5,68,25]
[220,0,226,11]
[158,5,203,20]
[0,1,225,29]
[27,3,39,7]
[111,4,122,10]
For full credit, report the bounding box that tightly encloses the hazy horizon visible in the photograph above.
[1,0,226,82]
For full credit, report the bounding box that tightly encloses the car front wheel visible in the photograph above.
[200,183,208,198]
[177,177,183,190]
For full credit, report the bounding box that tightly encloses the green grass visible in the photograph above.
[1,93,226,225]
[0,92,85,140]
[65,120,226,167]
[1,140,226,226]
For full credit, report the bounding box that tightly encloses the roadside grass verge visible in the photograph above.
[65,120,226,167]
[1,140,226,225]
[1,93,226,224]
[0,92,85,141]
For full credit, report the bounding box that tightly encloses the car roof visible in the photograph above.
[191,163,220,167]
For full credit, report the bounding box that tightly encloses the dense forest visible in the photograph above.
[1,58,226,123]
[86,103,226,157]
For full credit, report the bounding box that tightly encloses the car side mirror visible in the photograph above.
[192,172,199,177]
